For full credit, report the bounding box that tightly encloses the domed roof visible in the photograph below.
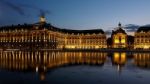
[112,23,127,35]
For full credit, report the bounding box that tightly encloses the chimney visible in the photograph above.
[40,15,46,23]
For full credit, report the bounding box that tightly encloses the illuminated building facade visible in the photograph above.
[134,26,150,49]
[0,16,107,49]
[111,23,127,48]
[2,16,150,50]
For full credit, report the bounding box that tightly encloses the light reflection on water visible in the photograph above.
[0,50,150,84]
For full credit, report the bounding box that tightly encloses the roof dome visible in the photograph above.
[112,23,127,35]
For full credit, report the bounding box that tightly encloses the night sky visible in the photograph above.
[0,0,150,32]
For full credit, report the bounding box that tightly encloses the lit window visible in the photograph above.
[115,39,119,43]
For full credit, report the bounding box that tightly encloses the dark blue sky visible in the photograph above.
[0,0,150,31]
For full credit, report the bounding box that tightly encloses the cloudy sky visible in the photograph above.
[0,0,149,32]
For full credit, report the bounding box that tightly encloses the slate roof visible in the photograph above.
[137,26,150,32]
[0,22,105,34]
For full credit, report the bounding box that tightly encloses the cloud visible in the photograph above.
[105,30,112,35]
[0,0,25,15]
[20,4,50,16]
[0,0,50,16]
[124,24,140,32]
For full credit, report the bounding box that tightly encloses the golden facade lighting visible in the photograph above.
[0,17,107,49]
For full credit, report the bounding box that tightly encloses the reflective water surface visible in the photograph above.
[0,50,150,84]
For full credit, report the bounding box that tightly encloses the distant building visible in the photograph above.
[0,16,107,49]
[111,23,127,48]
[134,26,150,49]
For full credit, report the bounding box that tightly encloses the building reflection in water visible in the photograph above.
[0,50,150,81]
[112,52,127,72]
[134,53,150,68]
[0,50,107,80]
